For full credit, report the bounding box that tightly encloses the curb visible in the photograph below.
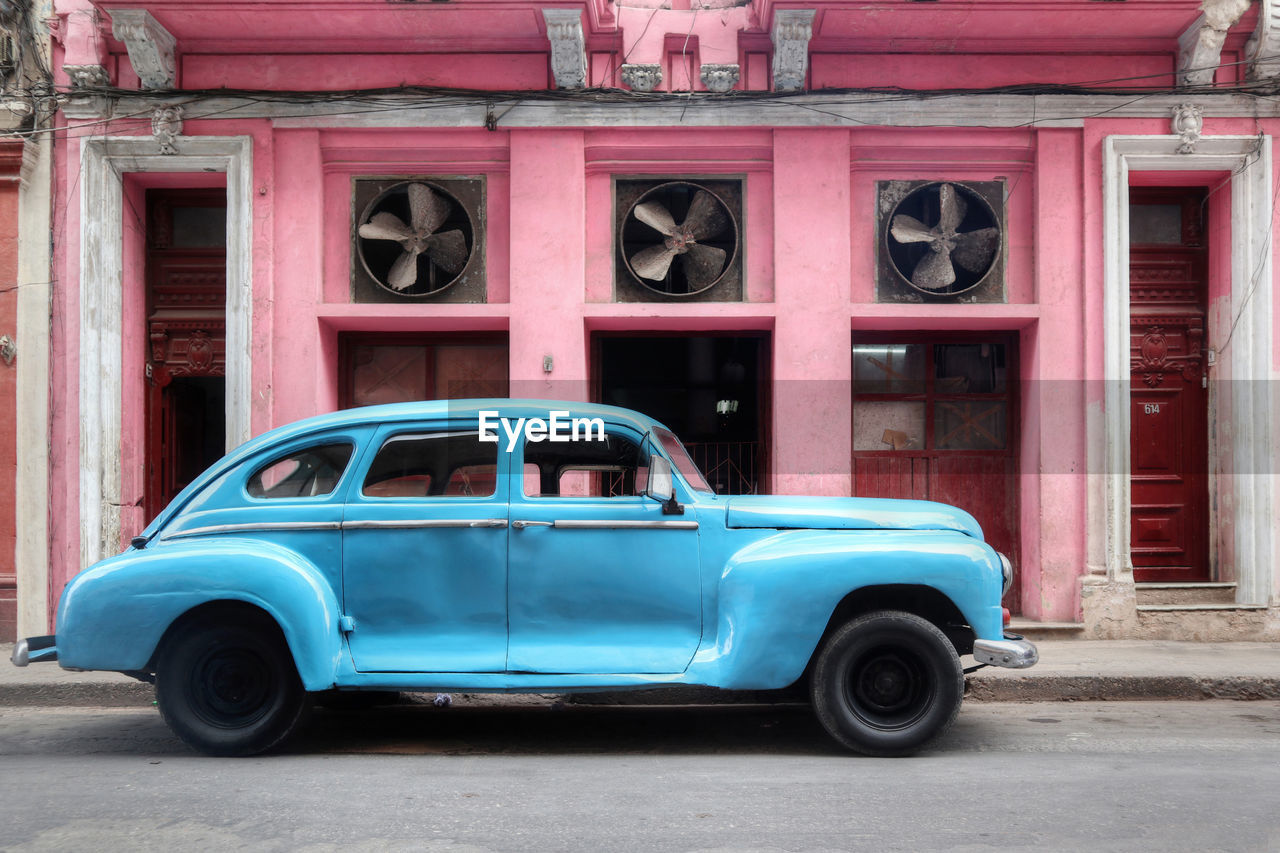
[965,675,1280,702]
[0,682,156,707]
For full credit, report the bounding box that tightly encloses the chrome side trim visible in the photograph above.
[162,521,343,540]
[343,519,508,530]
[552,520,699,530]
[973,637,1039,669]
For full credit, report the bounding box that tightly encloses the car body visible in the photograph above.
[13,399,1036,755]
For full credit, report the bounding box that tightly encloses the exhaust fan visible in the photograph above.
[617,180,741,300]
[878,180,1005,303]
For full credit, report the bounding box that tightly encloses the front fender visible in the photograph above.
[56,538,343,690]
[694,529,1004,689]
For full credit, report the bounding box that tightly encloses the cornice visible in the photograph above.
[92,91,1279,130]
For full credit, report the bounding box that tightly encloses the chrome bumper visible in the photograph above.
[973,635,1038,669]
[10,635,58,667]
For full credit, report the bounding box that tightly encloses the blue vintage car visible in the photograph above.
[12,400,1035,756]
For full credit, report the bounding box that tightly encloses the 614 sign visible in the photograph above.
[1143,403,1161,415]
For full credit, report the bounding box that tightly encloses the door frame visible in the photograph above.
[1100,135,1274,605]
[79,136,253,567]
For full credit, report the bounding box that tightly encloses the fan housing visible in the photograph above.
[352,177,485,303]
[877,180,1005,303]
[615,179,743,302]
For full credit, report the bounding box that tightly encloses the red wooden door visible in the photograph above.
[851,334,1019,612]
[1129,189,1209,582]
[144,191,227,521]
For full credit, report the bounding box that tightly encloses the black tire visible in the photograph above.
[155,615,308,757]
[810,609,963,756]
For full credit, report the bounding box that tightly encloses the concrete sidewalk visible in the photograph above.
[3,641,1279,707]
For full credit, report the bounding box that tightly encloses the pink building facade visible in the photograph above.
[14,0,1280,640]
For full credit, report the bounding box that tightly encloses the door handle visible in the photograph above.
[511,520,552,529]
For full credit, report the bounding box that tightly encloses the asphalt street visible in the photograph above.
[2,700,1278,852]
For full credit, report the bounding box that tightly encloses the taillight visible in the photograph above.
[1002,607,1011,627]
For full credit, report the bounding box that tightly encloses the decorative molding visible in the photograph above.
[1172,103,1203,153]
[109,9,176,90]
[118,91,1280,131]
[151,104,182,154]
[1100,134,1274,608]
[63,64,108,88]
[1177,1,1250,87]
[79,136,253,566]
[1246,0,1280,81]
[700,63,740,94]
[542,9,586,89]
[620,63,662,93]
[771,9,815,92]
[61,64,110,119]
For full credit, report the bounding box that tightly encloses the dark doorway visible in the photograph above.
[1129,187,1210,582]
[144,189,227,520]
[596,334,769,495]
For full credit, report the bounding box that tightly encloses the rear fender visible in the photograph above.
[56,538,342,690]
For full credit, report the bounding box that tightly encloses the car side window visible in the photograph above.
[246,443,355,499]
[523,433,648,498]
[363,430,498,498]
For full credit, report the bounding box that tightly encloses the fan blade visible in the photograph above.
[911,247,956,290]
[633,201,678,236]
[937,183,967,233]
[630,244,679,280]
[424,229,469,274]
[952,227,1000,274]
[683,190,729,242]
[408,183,452,236]
[681,243,728,289]
[359,212,413,243]
[387,249,421,291]
[890,215,936,244]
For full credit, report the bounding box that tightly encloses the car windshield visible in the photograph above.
[651,427,714,494]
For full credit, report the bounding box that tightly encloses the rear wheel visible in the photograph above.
[810,610,963,756]
[155,616,308,756]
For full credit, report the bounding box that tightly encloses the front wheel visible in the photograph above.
[155,616,308,756]
[810,610,964,756]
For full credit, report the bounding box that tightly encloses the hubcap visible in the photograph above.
[191,647,274,728]
[845,645,933,731]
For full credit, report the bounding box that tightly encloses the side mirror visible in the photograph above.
[645,456,683,515]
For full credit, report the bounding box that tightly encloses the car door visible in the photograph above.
[506,426,702,674]
[342,423,509,672]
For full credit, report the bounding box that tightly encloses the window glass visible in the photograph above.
[247,443,354,499]
[363,431,498,498]
[853,401,925,451]
[935,401,1007,450]
[1129,204,1183,245]
[652,427,714,493]
[934,343,1006,393]
[852,344,926,393]
[171,206,227,248]
[524,433,646,498]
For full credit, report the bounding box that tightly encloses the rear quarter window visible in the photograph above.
[246,443,356,499]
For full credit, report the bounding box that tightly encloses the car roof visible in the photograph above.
[139,400,669,538]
